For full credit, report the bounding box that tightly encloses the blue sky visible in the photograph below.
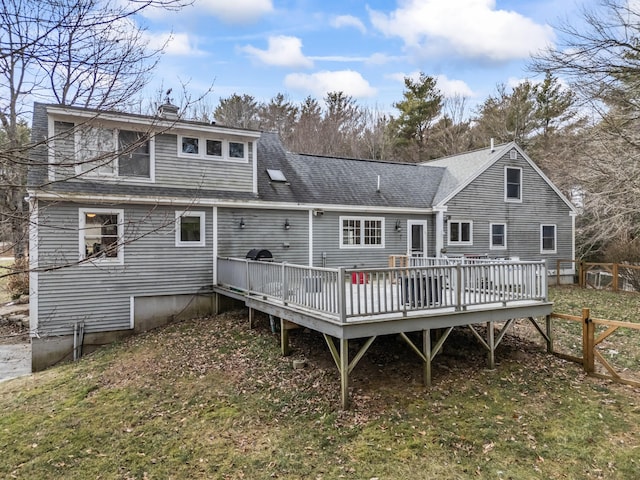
[140,0,588,113]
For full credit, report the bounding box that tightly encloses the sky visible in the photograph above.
[139,0,588,113]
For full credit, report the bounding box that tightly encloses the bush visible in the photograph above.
[5,257,29,300]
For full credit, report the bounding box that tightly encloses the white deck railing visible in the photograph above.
[216,257,548,324]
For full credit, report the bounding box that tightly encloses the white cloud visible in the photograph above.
[284,70,377,98]
[389,71,474,98]
[145,32,205,57]
[197,0,274,24]
[435,75,474,98]
[369,0,554,62]
[331,15,367,34]
[241,36,313,68]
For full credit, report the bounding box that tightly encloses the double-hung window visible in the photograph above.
[490,223,507,250]
[79,208,124,264]
[340,216,384,248]
[175,211,206,247]
[540,224,557,254]
[179,135,248,162]
[505,166,522,202]
[448,220,472,245]
[75,126,153,179]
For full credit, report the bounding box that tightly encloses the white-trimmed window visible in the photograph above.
[490,223,507,250]
[541,224,557,254]
[75,126,154,179]
[448,220,472,245]
[505,166,522,202]
[340,216,384,248]
[175,211,206,247]
[79,208,124,264]
[178,135,248,162]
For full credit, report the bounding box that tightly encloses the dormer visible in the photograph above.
[44,104,261,194]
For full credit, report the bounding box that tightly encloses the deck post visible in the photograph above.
[487,321,495,369]
[545,314,553,353]
[423,329,432,387]
[340,338,350,409]
[249,307,254,329]
[280,317,290,356]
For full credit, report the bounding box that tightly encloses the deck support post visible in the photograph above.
[545,314,553,353]
[487,321,495,369]
[280,317,290,356]
[248,308,255,329]
[340,338,349,409]
[423,329,432,387]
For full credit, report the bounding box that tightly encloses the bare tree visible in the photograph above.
[531,0,640,260]
[0,0,189,260]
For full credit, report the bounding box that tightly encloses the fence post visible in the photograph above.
[612,263,619,292]
[581,307,594,373]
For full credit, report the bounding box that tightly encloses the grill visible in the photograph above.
[246,249,273,261]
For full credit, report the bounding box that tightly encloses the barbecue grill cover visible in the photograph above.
[246,249,273,261]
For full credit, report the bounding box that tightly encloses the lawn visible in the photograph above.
[0,286,639,479]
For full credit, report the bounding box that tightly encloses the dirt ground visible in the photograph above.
[0,302,29,345]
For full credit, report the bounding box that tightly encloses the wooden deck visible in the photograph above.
[214,257,553,408]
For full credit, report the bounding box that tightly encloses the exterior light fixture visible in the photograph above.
[395,219,401,232]
[284,219,290,230]
[239,218,245,229]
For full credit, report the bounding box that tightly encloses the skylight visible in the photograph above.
[267,169,287,182]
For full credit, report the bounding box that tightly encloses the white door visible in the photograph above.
[407,220,428,257]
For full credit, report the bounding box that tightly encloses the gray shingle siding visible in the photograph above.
[217,208,309,264]
[443,151,574,263]
[154,134,254,191]
[311,211,435,269]
[35,201,214,336]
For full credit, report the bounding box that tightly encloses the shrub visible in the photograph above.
[5,257,29,300]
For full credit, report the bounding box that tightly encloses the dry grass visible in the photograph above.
[0,286,639,479]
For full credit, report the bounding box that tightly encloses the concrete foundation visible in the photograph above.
[32,292,221,372]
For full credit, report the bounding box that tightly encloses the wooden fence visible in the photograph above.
[553,259,640,292]
[550,309,640,388]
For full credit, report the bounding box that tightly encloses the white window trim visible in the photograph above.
[79,208,125,265]
[177,134,249,163]
[339,216,385,249]
[447,220,473,246]
[175,210,206,247]
[540,224,557,254]
[504,166,523,203]
[74,127,155,182]
[489,223,507,250]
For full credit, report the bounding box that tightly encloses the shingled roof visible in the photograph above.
[256,132,446,209]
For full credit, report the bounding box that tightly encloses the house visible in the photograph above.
[28,102,577,371]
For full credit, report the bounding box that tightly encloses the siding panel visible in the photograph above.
[444,151,573,264]
[36,201,214,335]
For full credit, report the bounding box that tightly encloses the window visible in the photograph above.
[448,220,472,245]
[118,130,151,177]
[79,209,124,264]
[178,135,248,162]
[75,126,153,179]
[505,166,522,202]
[175,211,206,247]
[206,139,222,157]
[490,223,507,250]
[340,216,384,248]
[182,137,199,155]
[229,142,245,159]
[541,224,557,254]
[77,126,116,175]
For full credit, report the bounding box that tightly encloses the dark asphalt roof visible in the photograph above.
[256,132,446,208]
